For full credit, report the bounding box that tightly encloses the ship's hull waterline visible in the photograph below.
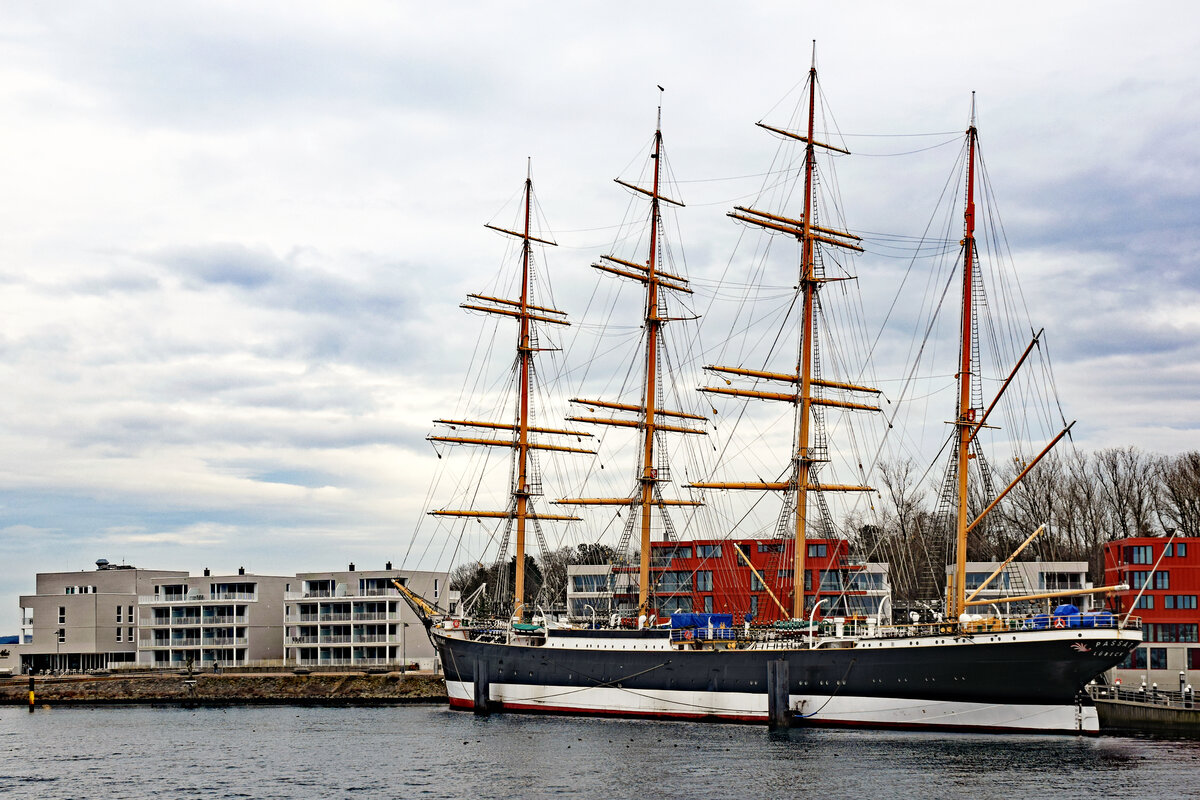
[433,626,1140,734]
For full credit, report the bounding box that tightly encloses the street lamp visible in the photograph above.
[400,622,409,674]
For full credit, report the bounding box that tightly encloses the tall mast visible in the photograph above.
[513,162,535,617]
[692,49,875,623]
[636,102,665,617]
[952,99,979,621]
[792,57,819,620]
[556,90,706,621]
[428,164,595,621]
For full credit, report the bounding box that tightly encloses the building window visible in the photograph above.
[696,544,722,559]
[433,579,440,599]
[1179,543,1188,558]
[57,628,66,644]
[757,543,783,554]
[128,627,134,642]
[657,571,693,593]
[58,607,66,624]
[749,596,759,616]
[572,574,611,593]
[116,605,123,623]
[1136,596,1154,610]
[702,595,713,613]
[1146,623,1200,643]
[1125,545,1154,565]
[64,586,75,595]
[750,572,765,591]
[1156,572,1170,590]
[696,571,713,592]
[1190,648,1200,670]
[807,544,827,558]
[1150,648,1168,670]
[116,628,122,642]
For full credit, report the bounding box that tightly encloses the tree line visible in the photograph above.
[861,447,1200,605]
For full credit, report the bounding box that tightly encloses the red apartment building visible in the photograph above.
[1103,536,1200,682]
[612,538,889,624]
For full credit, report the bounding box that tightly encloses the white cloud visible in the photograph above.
[1,1,1199,623]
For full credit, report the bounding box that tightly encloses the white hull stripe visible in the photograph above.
[445,680,1098,733]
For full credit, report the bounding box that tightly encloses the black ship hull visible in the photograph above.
[432,625,1140,733]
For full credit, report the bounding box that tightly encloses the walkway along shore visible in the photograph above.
[1,671,447,706]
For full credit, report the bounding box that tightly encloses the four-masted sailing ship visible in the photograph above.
[404,61,1142,733]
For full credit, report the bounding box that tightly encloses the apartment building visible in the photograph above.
[18,560,187,673]
[284,564,451,669]
[570,538,892,624]
[1104,536,1200,688]
[137,568,290,668]
[947,560,1096,615]
[12,560,453,674]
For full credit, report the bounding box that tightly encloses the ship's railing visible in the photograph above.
[669,627,738,642]
[1089,683,1197,709]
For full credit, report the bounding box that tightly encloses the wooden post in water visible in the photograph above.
[767,659,791,730]
[27,675,34,713]
[473,658,490,716]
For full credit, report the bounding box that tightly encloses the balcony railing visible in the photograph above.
[322,635,352,644]
[352,635,398,643]
[353,611,392,621]
[290,636,318,644]
[293,657,398,667]
[202,637,249,647]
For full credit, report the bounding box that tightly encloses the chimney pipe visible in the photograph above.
[386,561,393,571]
[203,568,210,577]
[238,566,245,575]
[348,562,356,572]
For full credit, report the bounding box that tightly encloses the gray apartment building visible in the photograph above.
[19,560,188,672]
[137,568,290,668]
[284,564,451,669]
[10,559,453,674]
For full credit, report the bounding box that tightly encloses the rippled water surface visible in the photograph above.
[3,705,1200,799]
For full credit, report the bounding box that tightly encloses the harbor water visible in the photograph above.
[3,705,1199,799]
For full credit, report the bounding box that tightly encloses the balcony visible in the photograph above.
[208,592,257,601]
[169,638,201,647]
[318,613,352,622]
[290,636,319,645]
[170,618,202,627]
[352,634,397,643]
[353,611,392,621]
[204,615,248,625]
[202,637,248,647]
[321,635,352,644]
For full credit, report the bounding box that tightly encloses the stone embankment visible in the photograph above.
[1,672,447,706]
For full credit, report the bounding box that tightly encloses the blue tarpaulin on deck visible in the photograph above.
[670,612,734,630]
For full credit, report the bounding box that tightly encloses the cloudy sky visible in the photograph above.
[1,2,1198,626]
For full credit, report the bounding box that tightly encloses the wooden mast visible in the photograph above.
[636,102,666,619]
[691,50,875,622]
[429,164,595,621]
[952,99,979,622]
[555,91,705,622]
[792,56,819,622]
[513,161,535,618]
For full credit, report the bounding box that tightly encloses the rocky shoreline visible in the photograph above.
[1,672,447,706]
